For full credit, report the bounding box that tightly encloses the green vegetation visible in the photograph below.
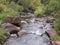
[0,0,60,44]
[54,11,60,36]
[0,0,60,22]
[52,35,60,41]
[0,27,8,45]
[0,0,24,24]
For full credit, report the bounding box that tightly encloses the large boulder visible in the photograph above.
[4,16,21,27]
[52,41,60,45]
[55,41,60,45]
[46,29,57,38]
[1,23,20,33]
[1,16,21,36]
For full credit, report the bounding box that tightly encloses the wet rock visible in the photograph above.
[10,34,17,38]
[52,41,56,45]
[21,20,27,24]
[18,31,27,37]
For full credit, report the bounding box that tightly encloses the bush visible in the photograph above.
[52,35,60,41]
[0,28,8,45]
[53,10,60,35]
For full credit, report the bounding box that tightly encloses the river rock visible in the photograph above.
[55,41,60,45]
[46,29,57,38]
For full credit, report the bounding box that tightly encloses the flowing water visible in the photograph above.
[4,14,53,45]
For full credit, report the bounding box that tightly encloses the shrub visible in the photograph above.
[0,28,8,45]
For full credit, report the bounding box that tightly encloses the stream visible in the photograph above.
[4,14,53,45]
